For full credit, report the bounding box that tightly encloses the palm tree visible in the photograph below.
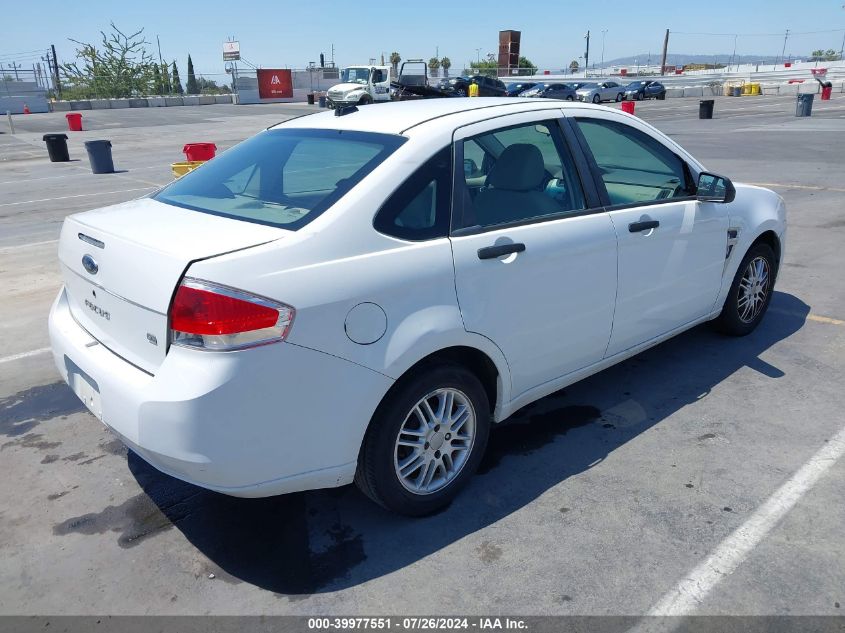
[569,59,580,74]
[389,52,401,77]
[441,56,451,77]
[428,56,441,78]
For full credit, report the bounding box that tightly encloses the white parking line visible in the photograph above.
[0,239,58,253]
[0,187,154,208]
[0,347,51,365]
[632,424,845,631]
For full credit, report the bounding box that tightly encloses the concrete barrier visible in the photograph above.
[780,84,799,95]
[110,99,129,109]
[128,98,149,108]
[89,99,111,109]
[665,88,684,98]
[198,95,216,105]
[214,95,233,104]
[182,96,200,106]
[683,86,703,97]
[762,85,780,95]
[51,100,71,112]
[147,97,166,107]
[165,97,184,106]
[70,101,92,110]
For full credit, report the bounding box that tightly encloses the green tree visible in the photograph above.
[824,49,840,61]
[152,63,163,94]
[389,51,401,77]
[440,56,451,77]
[160,61,171,93]
[186,54,198,94]
[569,59,580,73]
[171,60,183,94]
[517,56,537,76]
[60,23,157,98]
[428,56,441,76]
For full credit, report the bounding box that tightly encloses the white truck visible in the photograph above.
[326,65,391,108]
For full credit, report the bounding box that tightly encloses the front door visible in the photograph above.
[449,112,618,398]
[572,113,728,357]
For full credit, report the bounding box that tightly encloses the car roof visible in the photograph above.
[274,98,605,136]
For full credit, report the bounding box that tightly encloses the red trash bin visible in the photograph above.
[183,143,217,161]
[66,112,83,132]
[821,86,833,101]
[621,101,636,115]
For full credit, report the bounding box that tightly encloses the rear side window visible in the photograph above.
[374,147,452,240]
[154,129,405,230]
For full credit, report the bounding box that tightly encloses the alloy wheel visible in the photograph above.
[393,388,476,495]
[737,256,770,323]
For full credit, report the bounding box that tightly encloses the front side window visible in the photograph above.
[154,129,405,230]
[575,118,694,206]
[455,120,587,230]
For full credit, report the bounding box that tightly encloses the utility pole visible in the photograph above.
[730,34,738,70]
[51,44,62,99]
[475,48,481,63]
[584,30,590,78]
[660,29,669,76]
[601,29,608,76]
[779,29,790,65]
[156,35,164,65]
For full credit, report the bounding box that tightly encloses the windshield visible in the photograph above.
[627,81,647,88]
[578,83,599,90]
[154,129,406,230]
[341,67,370,84]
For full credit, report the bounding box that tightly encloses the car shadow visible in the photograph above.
[126,290,809,596]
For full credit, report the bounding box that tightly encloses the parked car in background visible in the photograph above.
[50,97,786,516]
[441,75,507,97]
[623,80,667,100]
[505,81,537,96]
[520,83,577,100]
[576,81,625,103]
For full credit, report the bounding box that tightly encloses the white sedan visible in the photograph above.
[49,98,786,516]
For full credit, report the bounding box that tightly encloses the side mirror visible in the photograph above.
[464,158,479,177]
[697,171,736,203]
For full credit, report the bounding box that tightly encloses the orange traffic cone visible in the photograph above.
[23,104,31,114]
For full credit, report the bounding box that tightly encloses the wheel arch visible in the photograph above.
[751,229,781,269]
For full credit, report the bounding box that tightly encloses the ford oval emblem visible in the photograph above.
[82,254,98,275]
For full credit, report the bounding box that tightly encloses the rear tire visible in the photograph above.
[713,243,777,336]
[355,363,491,516]
[566,95,574,101]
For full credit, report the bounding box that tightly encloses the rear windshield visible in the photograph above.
[154,128,405,230]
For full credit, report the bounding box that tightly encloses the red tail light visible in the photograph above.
[170,278,294,351]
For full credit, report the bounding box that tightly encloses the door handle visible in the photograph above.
[477,243,526,260]
[629,220,660,233]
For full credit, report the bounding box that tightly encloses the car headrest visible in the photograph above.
[487,144,546,192]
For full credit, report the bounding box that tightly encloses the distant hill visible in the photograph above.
[603,53,781,67]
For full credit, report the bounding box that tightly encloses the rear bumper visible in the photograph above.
[49,287,394,497]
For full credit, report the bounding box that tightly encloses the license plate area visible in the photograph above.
[66,357,103,421]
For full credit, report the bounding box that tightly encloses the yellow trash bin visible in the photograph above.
[751,83,761,95]
[468,82,479,97]
[171,161,204,179]
[741,83,751,95]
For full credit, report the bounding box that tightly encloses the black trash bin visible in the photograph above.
[796,93,814,117]
[699,99,715,119]
[307,92,315,105]
[43,133,70,162]
[84,140,115,174]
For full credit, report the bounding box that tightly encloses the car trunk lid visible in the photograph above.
[58,197,289,373]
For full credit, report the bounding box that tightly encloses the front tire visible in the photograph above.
[359,95,373,106]
[615,92,623,102]
[355,363,491,516]
[713,243,776,336]
[592,94,601,104]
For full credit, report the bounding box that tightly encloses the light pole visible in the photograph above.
[601,29,608,77]
[475,48,481,63]
[584,31,591,78]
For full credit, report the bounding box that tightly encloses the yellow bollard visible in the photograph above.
[171,161,205,179]
[468,82,479,97]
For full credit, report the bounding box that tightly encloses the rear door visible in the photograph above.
[572,111,728,357]
[449,111,617,398]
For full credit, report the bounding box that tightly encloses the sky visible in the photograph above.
[2,0,845,80]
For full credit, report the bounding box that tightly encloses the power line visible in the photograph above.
[672,28,845,37]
